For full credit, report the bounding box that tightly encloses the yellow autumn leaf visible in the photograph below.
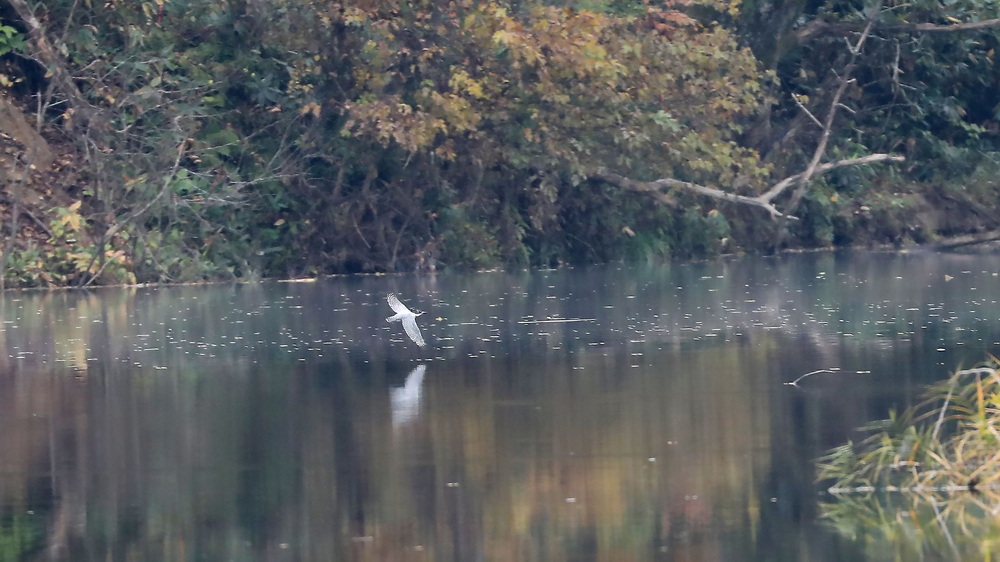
[299,102,322,117]
[465,80,484,99]
[492,29,515,46]
[59,201,84,232]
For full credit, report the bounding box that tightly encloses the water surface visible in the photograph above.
[1,250,998,560]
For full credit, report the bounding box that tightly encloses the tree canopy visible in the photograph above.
[0,0,998,286]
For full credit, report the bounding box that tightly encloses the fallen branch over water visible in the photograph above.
[595,153,904,219]
[928,230,1000,250]
[597,14,905,220]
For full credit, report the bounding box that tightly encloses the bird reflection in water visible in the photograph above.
[391,363,427,426]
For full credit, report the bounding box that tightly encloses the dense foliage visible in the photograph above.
[0,0,998,284]
[743,0,1000,245]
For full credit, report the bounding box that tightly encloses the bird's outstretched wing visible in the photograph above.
[387,293,411,314]
[402,316,426,347]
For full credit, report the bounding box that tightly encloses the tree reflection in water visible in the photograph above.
[0,251,997,560]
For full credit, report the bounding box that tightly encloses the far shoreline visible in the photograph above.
[4,236,998,293]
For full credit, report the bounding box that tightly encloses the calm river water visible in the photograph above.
[1,250,998,561]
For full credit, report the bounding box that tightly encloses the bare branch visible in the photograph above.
[6,0,106,133]
[784,367,872,387]
[760,153,905,203]
[929,230,1000,250]
[797,16,1000,43]
[786,16,877,213]
[911,18,1000,32]
[594,169,786,218]
[591,170,680,209]
[593,152,903,218]
[792,94,824,128]
[82,137,188,286]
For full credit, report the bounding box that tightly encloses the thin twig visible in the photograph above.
[516,318,596,324]
[792,94,824,128]
[353,217,371,249]
[82,136,188,286]
[19,206,54,238]
[785,15,877,213]
[784,367,872,387]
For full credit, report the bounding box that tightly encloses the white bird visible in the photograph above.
[386,293,426,347]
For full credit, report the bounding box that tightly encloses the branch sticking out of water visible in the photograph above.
[817,360,1000,558]
[516,318,596,324]
[819,359,1000,495]
[784,367,872,387]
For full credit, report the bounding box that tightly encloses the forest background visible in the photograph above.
[0,0,998,288]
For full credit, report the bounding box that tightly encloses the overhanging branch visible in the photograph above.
[594,152,905,219]
[759,153,905,203]
[594,169,786,217]
[591,170,681,209]
[797,16,1000,43]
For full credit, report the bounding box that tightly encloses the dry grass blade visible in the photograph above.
[819,361,1000,561]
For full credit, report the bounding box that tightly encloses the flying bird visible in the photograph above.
[386,293,426,347]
